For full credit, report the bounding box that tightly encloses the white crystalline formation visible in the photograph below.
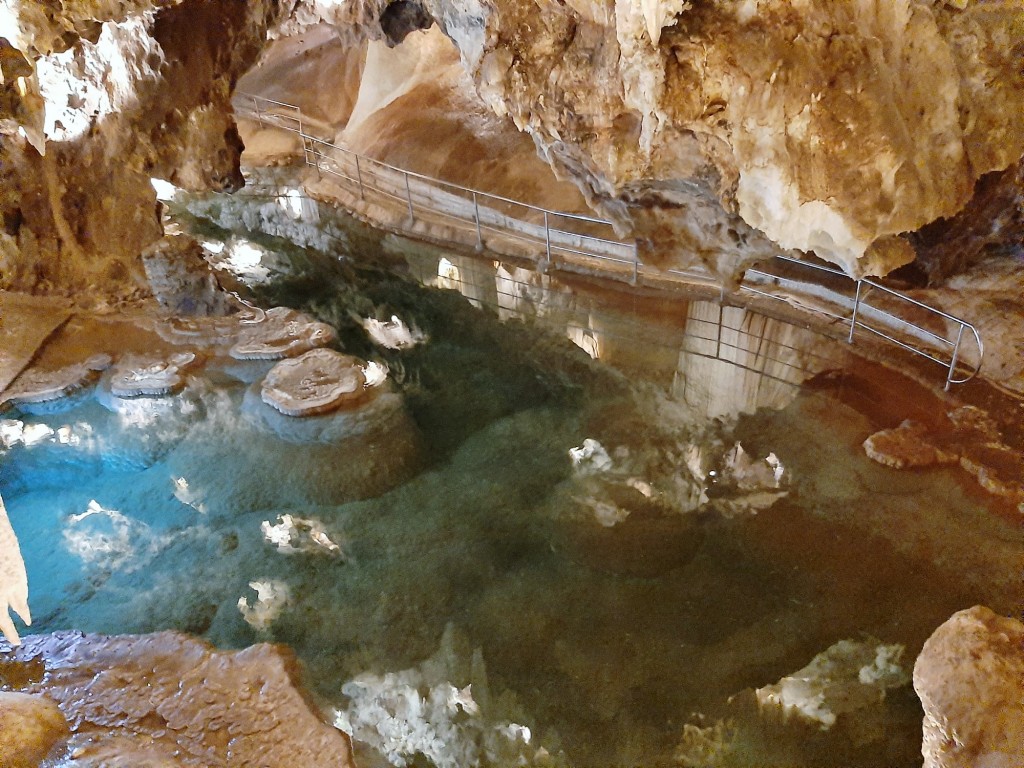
[0,492,30,646]
[238,580,291,631]
[755,639,910,729]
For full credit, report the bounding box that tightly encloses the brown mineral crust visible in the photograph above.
[861,420,958,469]
[0,630,354,768]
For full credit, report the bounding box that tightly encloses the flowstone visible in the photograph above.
[0,630,354,768]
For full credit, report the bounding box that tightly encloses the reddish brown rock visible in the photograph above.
[0,630,353,768]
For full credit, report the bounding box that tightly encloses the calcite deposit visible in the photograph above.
[0,630,354,767]
[913,606,1024,768]
[2,353,112,407]
[108,350,198,397]
[755,639,910,729]
[864,406,1024,509]
[261,348,370,415]
[230,306,337,360]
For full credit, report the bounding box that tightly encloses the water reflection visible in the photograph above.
[405,248,852,420]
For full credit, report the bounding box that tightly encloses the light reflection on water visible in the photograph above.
[1,234,1021,768]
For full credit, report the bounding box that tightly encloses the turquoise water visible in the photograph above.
[2,214,1021,767]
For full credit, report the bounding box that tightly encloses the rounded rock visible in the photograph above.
[261,349,368,417]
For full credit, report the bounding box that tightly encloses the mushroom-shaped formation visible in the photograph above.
[109,352,199,398]
[261,349,370,417]
[4,354,112,408]
[230,307,337,360]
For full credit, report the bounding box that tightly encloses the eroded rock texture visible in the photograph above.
[0,0,286,297]
[286,0,1024,280]
[913,606,1024,768]
[0,630,354,767]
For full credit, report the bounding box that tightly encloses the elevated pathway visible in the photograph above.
[234,94,983,391]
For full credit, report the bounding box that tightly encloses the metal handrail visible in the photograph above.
[234,93,983,389]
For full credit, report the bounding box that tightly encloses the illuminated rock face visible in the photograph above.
[0,0,285,297]
[913,606,1024,768]
[0,630,354,768]
[4,0,1023,295]
[416,0,1024,279]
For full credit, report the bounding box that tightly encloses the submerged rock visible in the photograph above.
[913,606,1024,768]
[261,349,369,416]
[755,639,909,729]
[0,630,354,768]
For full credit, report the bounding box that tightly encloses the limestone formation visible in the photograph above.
[756,639,910,729]
[415,0,1024,279]
[864,406,1024,508]
[109,351,199,397]
[0,0,286,296]
[140,234,237,316]
[0,630,354,767]
[913,606,1024,768]
[0,692,69,768]
[230,306,337,360]
[260,348,373,416]
[3,353,112,406]
[5,0,1024,296]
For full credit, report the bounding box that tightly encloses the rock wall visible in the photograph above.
[0,0,287,298]
[3,0,1023,296]
[413,0,1024,280]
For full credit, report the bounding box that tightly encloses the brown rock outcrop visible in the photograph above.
[863,406,1024,509]
[0,691,69,768]
[913,606,1024,768]
[0,0,287,297]
[0,630,354,768]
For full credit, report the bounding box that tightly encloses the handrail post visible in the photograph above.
[405,172,414,223]
[355,155,364,199]
[632,241,639,286]
[945,323,965,391]
[252,96,262,128]
[849,280,863,343]
[544,211,552,270]
[473,192,483,250]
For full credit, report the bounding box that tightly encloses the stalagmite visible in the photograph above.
[0,492,30,646]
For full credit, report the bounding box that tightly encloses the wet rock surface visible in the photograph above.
[261,348,369,416]
[864,405,1024,509]
[0,630,354,768]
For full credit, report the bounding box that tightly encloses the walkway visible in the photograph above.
[234,94,983,390]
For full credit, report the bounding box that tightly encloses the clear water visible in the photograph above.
[2,208,1021,768]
